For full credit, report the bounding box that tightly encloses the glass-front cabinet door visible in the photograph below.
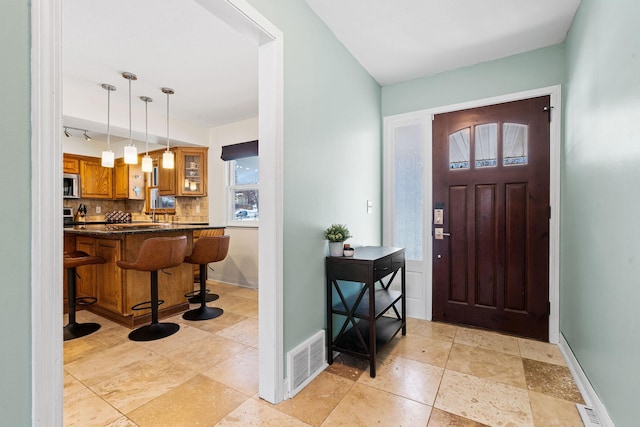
[176,147,208,196]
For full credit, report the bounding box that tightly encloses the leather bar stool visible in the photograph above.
[117,236,187,341]
[182,235,230,321]
[63,251,105,341]
[184,228,225,304]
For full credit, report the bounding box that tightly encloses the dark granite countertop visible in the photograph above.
[63,223,223,235]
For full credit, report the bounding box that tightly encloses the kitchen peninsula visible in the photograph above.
[64,223,224,327]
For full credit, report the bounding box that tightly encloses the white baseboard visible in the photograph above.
[208,275,258,289]
[559,334,615,427]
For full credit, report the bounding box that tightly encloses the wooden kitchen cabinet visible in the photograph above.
[63,154,80,174]
[147,147,207,196]
[158,152,176,196]
[95,238,123,313]
[176,147,208,196]
[75,236,97,299]
[114,158,145,200]
[80,158,113,199]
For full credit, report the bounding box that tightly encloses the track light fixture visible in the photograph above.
[63,126,91,139]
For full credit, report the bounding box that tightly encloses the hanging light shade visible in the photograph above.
[123,72,138,164]
[140,95,153,173]
[101,83,116,168]
[161,87,175,169]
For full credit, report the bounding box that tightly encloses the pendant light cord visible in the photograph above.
[107,88,111,149]
[145,99,149,155]
[128,77,132,146]
[166,90,170,152]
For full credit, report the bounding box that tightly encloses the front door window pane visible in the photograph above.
[449,128,470,169]
[503,123,528,165]
[475,123,497,168]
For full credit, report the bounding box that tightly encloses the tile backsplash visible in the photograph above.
[64,196,209,223]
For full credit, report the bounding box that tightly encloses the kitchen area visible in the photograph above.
[63,145,221,328]
[60,1,263,423]
[61,0,261,302]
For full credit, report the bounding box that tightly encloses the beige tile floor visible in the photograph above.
[64,282,585,426]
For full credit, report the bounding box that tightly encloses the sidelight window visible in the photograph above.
[393,124,423,260]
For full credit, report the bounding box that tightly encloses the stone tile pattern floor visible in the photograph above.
[64,282,585,426]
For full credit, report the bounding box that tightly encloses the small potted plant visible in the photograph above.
[324,223,352,257]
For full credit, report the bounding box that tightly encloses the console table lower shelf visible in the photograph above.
[331,317,404,359]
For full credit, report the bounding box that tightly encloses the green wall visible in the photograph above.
[562,0,640,425]
[246,1,382,355]
[0,0,33,424]
[382,44,565,117]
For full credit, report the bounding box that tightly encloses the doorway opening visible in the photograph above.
[31,0,284,422]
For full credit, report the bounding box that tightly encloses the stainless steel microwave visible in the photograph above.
[63,173,80,199]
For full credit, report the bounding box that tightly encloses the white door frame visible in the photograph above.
[383,85,561,344]
[31,0,284,423]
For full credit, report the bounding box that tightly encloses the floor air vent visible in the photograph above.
[287,330,326,398]
[576,404,601,426]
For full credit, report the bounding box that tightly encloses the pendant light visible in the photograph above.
[140,96,153,173]
[122,72,138,164]
[101,83,116,168]
[161,87,175,169]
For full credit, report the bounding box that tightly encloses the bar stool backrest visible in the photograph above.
[186,235,230,265]
[118,236,187,272]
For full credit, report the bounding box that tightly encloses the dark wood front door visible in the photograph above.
[432,96,550,340]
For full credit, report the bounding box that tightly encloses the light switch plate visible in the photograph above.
[95,206,101,214]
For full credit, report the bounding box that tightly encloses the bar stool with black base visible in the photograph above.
[63,251,105,341]
[117,236,187,341]
[184,228,225,303]
[182,235,230,321]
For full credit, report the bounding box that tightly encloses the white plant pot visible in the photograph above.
[329,241,343,257]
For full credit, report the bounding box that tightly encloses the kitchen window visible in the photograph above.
[222,140,259,226]
[228,156,259,225]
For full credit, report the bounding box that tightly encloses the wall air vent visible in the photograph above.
[287,330,327,398]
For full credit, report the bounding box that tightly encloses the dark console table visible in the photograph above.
[325,246,406,377]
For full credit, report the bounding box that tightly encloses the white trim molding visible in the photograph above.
[32,0,286,423]
[383,85,561,342]
[31,0,64,424]
[559,334,615,427]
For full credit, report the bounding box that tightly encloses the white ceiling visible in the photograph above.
[62,0,259,145]
[63,0,581,145]
[304,0,581,85]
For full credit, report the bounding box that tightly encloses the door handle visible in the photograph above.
[434,228,451,240]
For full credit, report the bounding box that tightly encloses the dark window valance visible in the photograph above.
[220,140,258,161]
